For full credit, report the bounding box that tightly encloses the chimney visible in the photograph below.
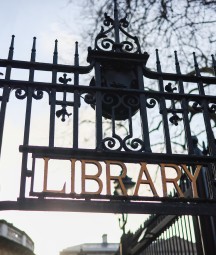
[102,234,108,246]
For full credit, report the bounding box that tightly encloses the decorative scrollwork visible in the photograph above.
[104,13,114,26]
[15,87,27,100]
[101,38,116,51]
[102,135,145,152]
[102,93,120,107]
[32,88,43,100]
[169,114,182,126]
[84,93,96,105]
[119,14,129,28]
[146,98,157,108]
[59,73,72,84]
[123,137,145,152]
[102,136,123,151]
[191,101,202,112]
[165,82,177,93]
[123,94,139,108]
[56,106,72,122]
[121,41,134,53]
[94,5,141,53]
[208,103,216,113]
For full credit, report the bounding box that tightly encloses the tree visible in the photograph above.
[71,0,216,153]
[72,0,216,72]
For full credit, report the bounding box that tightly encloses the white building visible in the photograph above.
[60,234,119,255]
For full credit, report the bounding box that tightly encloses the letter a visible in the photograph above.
[134,163,158,197]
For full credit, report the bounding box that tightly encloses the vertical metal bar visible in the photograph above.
[174,51,194,154]
[137,65,151,152]
[164,230,169,253]
[180,216,187,254]
[212,54,216,76]
[186,216,195,255]
[176,218,184,255]
[154,240,158,255]
[182,215,191,253]
[166,230,170,254]
[173,221,180,255]
[30,157,35,194]
[49,39,58,147]
[170,225,175,255]
[73,41,79,149]
[193,54,216,254]
[153,240,157,255]
[167,226,172,255]
[193,53,216,156]
[95,62,103,150]
[0,35,14,157]
[158,236,163,255]
[156,49,172,154]
[150,244,153,255]
[192,216,204,255]
[161,232,166,255]
[113,0,120,45]
[19,37,36,198]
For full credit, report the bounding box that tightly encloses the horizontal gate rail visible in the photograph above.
[0,199,216,216]
[0,1,216,215]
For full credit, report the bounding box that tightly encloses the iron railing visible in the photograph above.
[0,1,216,216]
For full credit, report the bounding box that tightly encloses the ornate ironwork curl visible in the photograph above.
[169,114,182,126]
[146,98,157,108]
[102,135,145,152]
[84,93,96,105]
[123,94,139,108]
[102,93,121,107]
[123,137,145,152]
[101,38,116,51]
[56,106,72,122]
[208,103,216,113]
[94,5,141,53]
[191,101,203,112]
[32,88,44,100]
[104,13,114,26]
[121,41,134,53]
[165,82,177,93]
[119,15,129,28]
[102,136,123,151]
[14,87,27,100]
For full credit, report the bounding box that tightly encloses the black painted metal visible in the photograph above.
[128,215,201,255]
[126,141,216,255]
[0,1,215,222]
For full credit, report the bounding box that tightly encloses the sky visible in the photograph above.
[0,1,147,255]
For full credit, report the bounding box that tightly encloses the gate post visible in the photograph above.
[193,136,216,254]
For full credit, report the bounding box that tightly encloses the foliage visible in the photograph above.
[73,0,216,72]
[68,0,216,153]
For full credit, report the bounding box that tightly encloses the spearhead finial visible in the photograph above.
[74,41,79,66]
[53,39,58,64]
[114,0,117,10]
[113,0,120,44]
[30,37,36,62]
[8,35,15,60]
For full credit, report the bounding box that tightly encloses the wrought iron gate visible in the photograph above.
[0,0,216,218]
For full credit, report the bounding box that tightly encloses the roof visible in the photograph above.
[61,243,119,254]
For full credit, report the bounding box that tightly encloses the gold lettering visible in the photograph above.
[181,164,202,198]
[81,160,103,195]
[43,158,66,193]
[70,159,76,194]
[160,163,184,198]
[134,163,158,197]
[105,161,127,195]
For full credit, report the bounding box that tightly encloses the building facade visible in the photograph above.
[60,234,118,255]
[0,220,35,255]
